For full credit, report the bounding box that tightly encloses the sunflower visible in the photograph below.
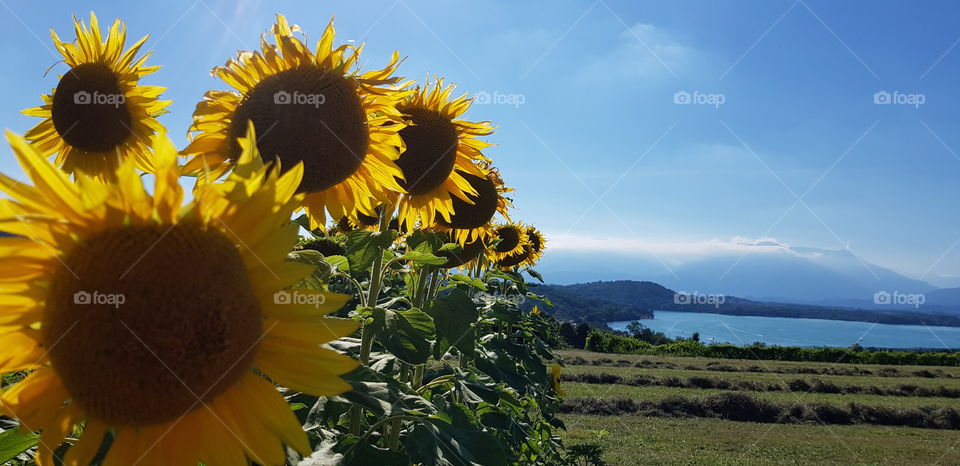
[495,225,545,269]
[394,81,494,232]
[22,12,169,178]
[436,232,487,269]
[182,15,409,229]
[488,222,529,263]
[524,225,547,265]
[549,364,565,397]
[296,238,346,257]
[436,164,513,246]
[0,125,358,465]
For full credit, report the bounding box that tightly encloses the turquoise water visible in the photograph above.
[609,311,960,349]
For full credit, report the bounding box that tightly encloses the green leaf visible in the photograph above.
[484,270,527,294]
[287,249,331,288]
[325,255,348,272]
[525,268,544,283]
[407,230,446,254]
[448,274,487,291]
[371,307,435,364]
[333,365,435,417]
[426,289,479,358]
[0,428,39,464]
[396,250,447,266]
[407,409,508,466]
[292,213,313,232]
[335,436,410,465]
[524,292,553,307]
[290,402,307,412]
[345,230,397,275]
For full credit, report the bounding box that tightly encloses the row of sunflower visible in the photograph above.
[0,12,572,466]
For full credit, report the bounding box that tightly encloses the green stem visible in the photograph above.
[410,364,426,390]
[387,363,412,450]
[413,265,431,309]
[427,267,443,303]
[412,364,425,390]
[350,204,394,435]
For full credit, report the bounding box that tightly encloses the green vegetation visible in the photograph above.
[561,415,960,465]
[560,349,960,378]
[582,332,960,367]
[557,349,960,464]
[534,284,653,324]
[562,370,960,398]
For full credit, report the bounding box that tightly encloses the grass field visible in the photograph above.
[556,350,960,465]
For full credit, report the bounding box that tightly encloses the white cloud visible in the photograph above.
[582,23,693,78]
[546,233,797,263]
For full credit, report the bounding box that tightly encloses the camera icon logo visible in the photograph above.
[674,291,691,305]
[674,91,692,104]
[473,91,491,105]
[274,91,291,105]
[873,91,891,105]
[873,291,891,304]
[74,290,91,304]
[74,91,91,105]
[273,290,291,304]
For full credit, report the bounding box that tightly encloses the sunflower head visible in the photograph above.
[550,364,565,397]
[182,15,410,229]
[488,222,529,262]
[395,81,495,232]
[524,225,547,264]
[438,164,513,246]
[436,233,487,269]
[0,124,358,465]
[23,12,169,178]
[297,237,346,257]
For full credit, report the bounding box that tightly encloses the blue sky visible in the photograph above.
[2,0,960,280]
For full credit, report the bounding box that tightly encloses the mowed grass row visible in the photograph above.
[557,349,960,378]
[561,364,960,392]
[557,351,960,464]
[563,382,960,410]
[560,414,960,465]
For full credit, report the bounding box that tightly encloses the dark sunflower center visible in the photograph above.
[439,237,486,269]
[528,231,542,252]
[494,227,521,253]
[50,62,132,153]
[395,107,459,195]
[497,246,531,268]
[437,173,498,229]
[44,224,262,427]
[228,66,368,193]
[356,212,379,227]
[299,238,346,257]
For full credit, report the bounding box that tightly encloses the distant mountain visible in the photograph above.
[531,284,653,324]
[536,242,939,307]
[546,280,960,327]
[926,288,960,307]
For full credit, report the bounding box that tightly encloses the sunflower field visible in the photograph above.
[0,13,576,466]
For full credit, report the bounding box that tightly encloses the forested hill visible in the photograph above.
[546,280,960,327]
[531,284,653,324]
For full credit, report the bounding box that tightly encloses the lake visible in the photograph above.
[609,311,960,349]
